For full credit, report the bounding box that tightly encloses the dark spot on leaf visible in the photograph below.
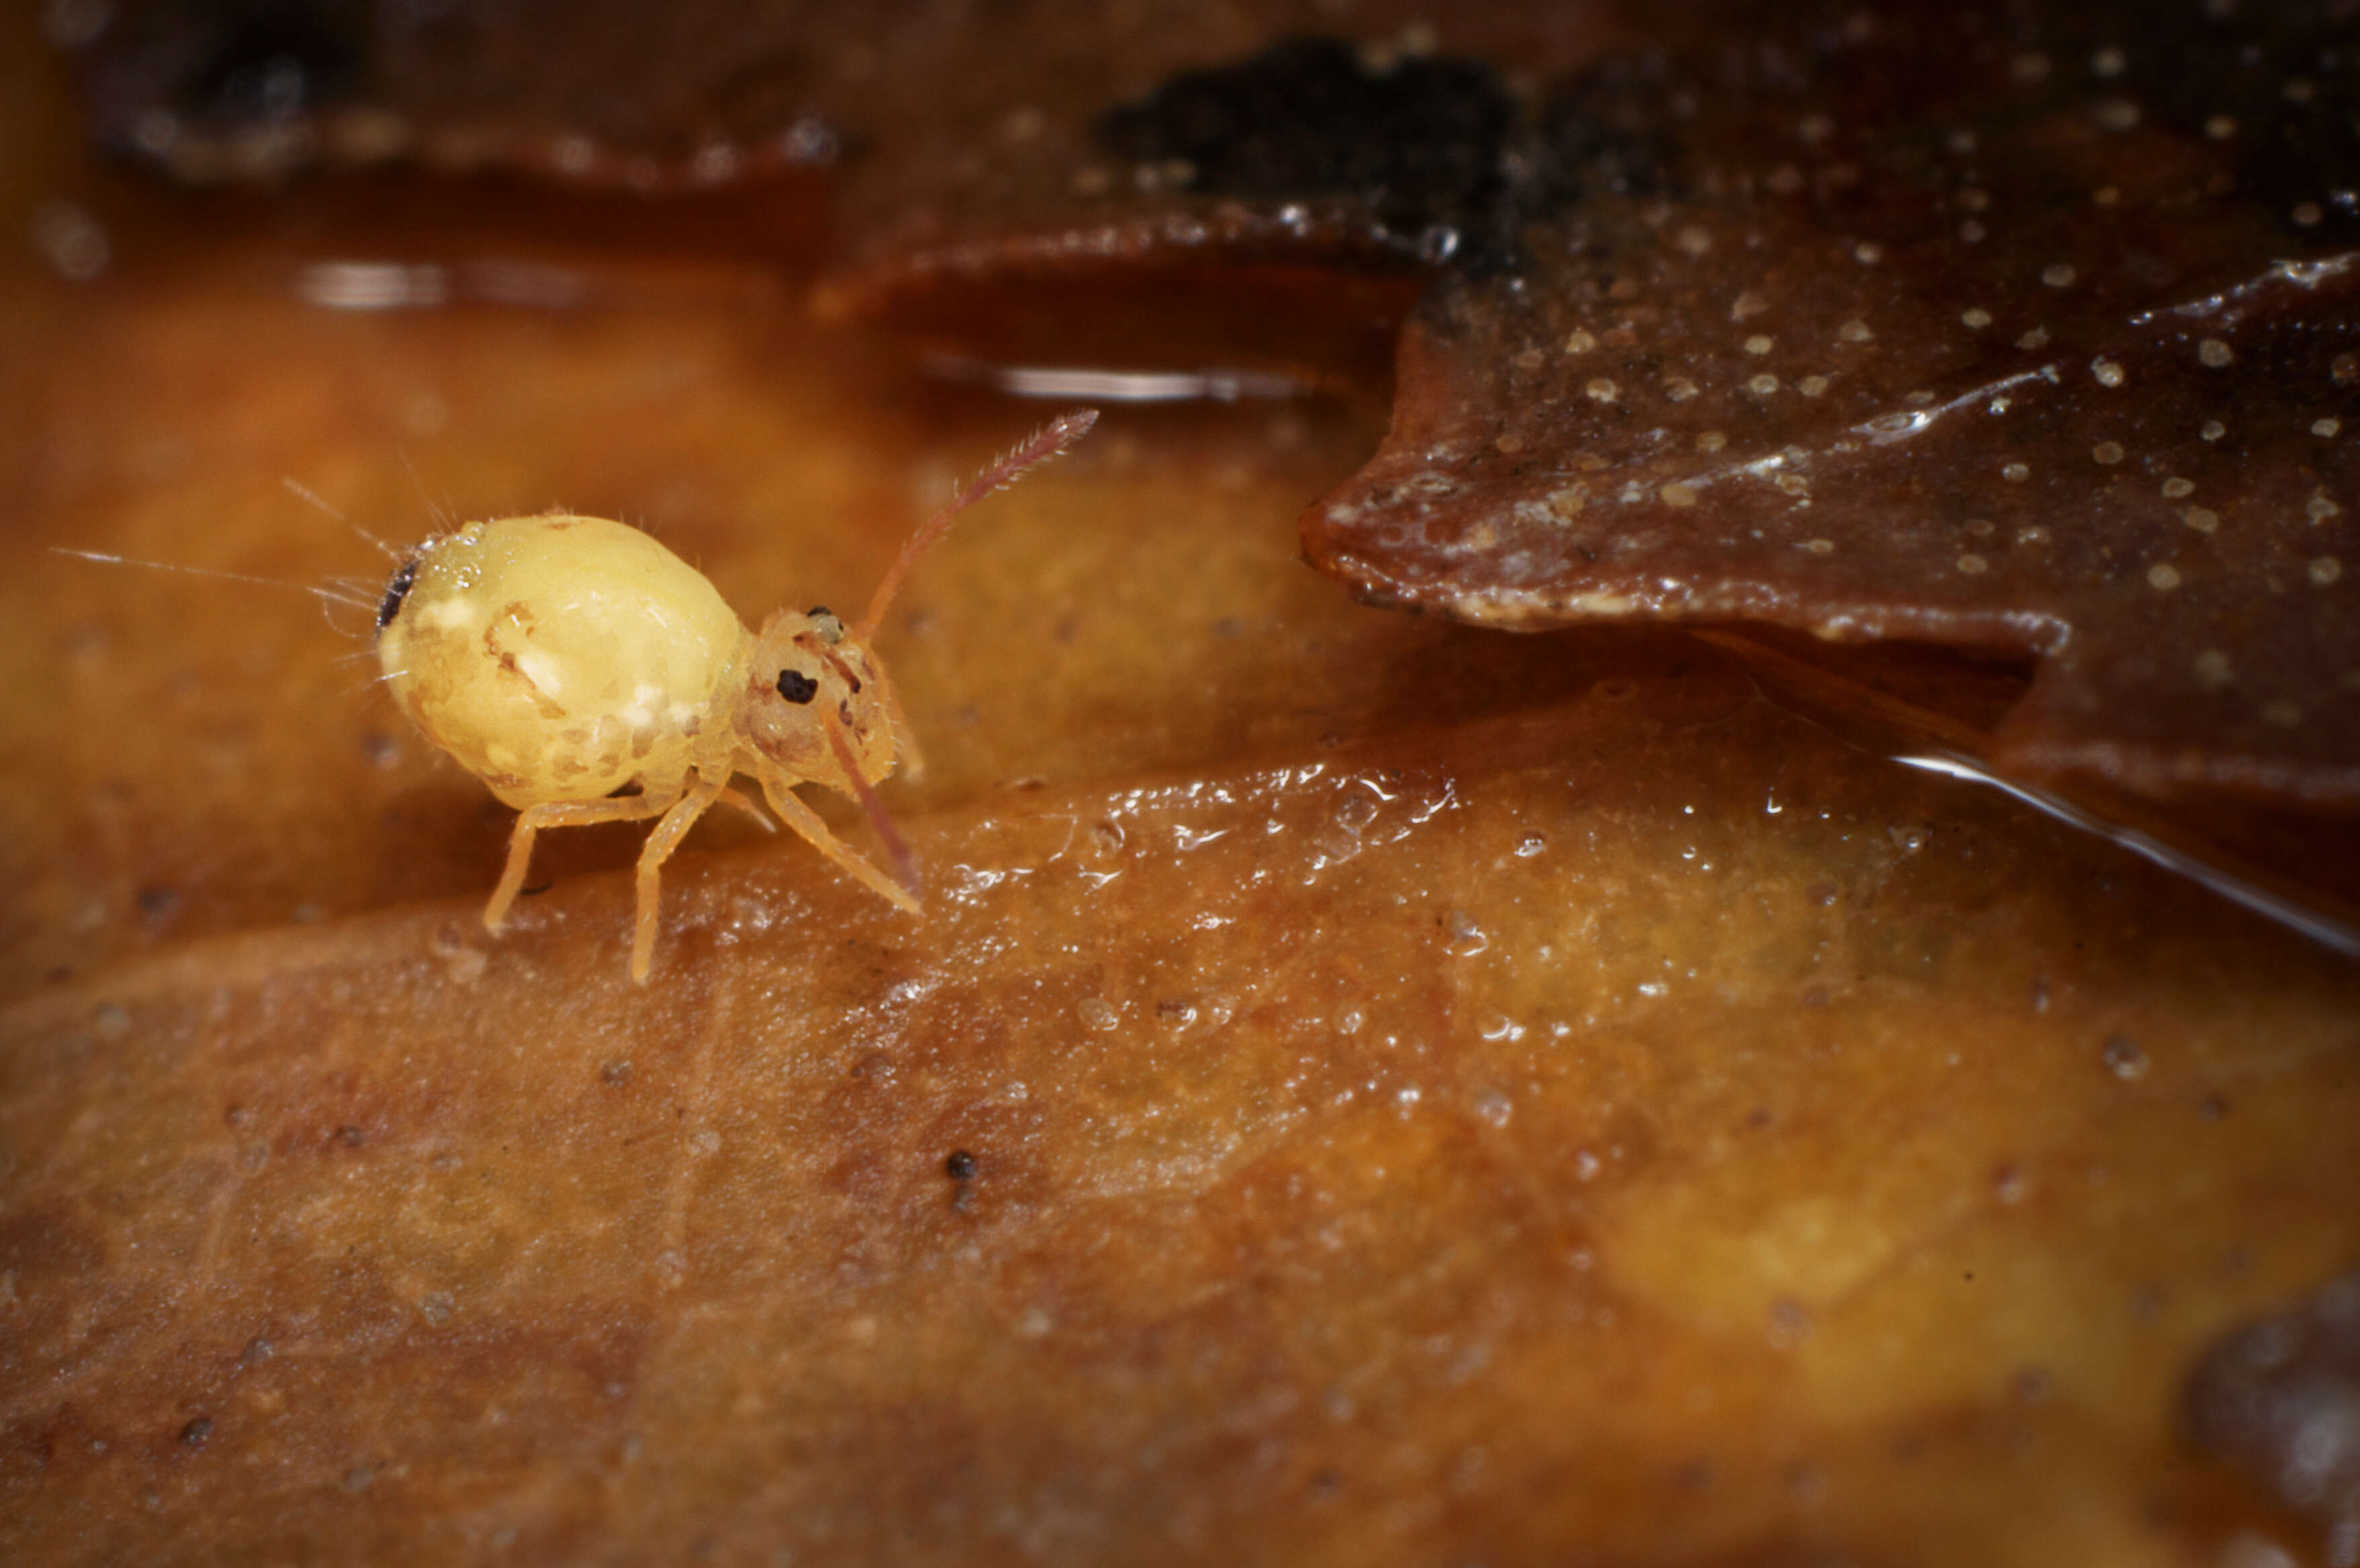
[184,7,359,126]
[1094,37,1515,264]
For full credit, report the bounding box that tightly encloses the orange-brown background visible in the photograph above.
[2,11,2356,1565]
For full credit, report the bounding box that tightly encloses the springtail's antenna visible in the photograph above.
[857,408,1099,641]
[395,447,454,532]
[282,475,402,561]
[50,547,378,620]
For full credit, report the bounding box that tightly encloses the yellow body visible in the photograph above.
[377,516,748,806]
[373,512,920,984]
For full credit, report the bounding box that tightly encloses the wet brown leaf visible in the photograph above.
[10,689,2360,1565]
[11,7,2360,1565]
[1304,1,2360,806]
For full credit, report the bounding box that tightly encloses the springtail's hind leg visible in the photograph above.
[629,775,730,982]
[484,790,682,933]
[756,763,923,916]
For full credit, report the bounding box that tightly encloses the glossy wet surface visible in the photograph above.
[6,6,2360,1565]
[1302,1,2360,805]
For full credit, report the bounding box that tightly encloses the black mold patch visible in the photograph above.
[185,5,361,126]
[1093,37,1516,261]
[1530,50,1688,210]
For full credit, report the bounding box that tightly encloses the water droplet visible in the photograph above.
[1077,997,1120,1031]
[1889,825,1927,854]
[2101,1033,2148,1080]
[1474,1090,1512,1127]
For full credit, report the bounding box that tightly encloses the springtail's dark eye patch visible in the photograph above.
[375,557,418,633]
[776,668,819,704]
